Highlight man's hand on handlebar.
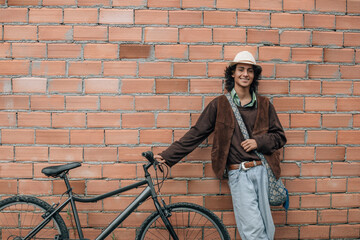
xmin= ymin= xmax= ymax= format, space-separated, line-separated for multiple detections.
xmin=154 ymin=155 xmax=166 ymax=164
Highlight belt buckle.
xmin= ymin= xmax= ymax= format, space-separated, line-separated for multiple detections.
xmin=241 ymin=162 xmax=250 ymax=171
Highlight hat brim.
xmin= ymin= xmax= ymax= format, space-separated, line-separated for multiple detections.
xmin=229 ymin=60 xmax=260 ymax=67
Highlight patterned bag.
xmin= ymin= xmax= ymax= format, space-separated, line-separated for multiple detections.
xmin=226 ymin=94 xmax=289 ymax=208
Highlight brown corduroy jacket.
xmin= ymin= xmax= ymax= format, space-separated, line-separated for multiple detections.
xmin=211 ymin=95 xmax=282 ymax=179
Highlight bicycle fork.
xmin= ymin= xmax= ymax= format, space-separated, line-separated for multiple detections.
xmin=153 ymin=198 xmax=179 ymax=240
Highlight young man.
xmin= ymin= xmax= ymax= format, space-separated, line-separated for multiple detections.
xmin=155 ymin=51 xmax=287 ymax=240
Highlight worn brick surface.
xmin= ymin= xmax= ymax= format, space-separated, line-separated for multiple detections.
xmin=0 ymin=2 xmax=359 ymax=239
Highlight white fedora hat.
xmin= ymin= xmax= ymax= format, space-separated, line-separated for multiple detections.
xmin=229 ymin=51 xmax=260 ymax=67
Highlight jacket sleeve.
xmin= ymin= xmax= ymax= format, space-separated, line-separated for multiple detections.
xmin=159 ymin=99 xmax=217 ymax=167
xmin=253 ymin=103 xmax=287 ymax=154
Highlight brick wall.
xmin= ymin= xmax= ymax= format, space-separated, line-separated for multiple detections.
xmin=0 ymin=0 xmax=360 ymax=239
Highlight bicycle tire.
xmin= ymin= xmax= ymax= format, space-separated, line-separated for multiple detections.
xmin=136 ymin=202 xmax=230 ymax=240
xmin=0 ymin=195 xmax=69 ymax=240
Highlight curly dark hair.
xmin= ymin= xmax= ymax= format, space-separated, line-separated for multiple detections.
xmin=224 ymin=64 xmax=262 ymax=93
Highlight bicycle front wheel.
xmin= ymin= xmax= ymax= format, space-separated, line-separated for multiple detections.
xmin=136 ymin=202 xmax=230 ymax=240
xmin=0 ymin=195 xmax=69 ymax=240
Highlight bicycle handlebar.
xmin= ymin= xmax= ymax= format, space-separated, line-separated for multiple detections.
xmin=142 ymin=151 xmax=156 ymax=164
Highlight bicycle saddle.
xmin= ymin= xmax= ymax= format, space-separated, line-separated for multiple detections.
xmin=42 ymin=162 xmax=81 ymax=177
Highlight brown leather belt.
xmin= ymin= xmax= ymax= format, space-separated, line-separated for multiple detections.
xmin=228 ymin=161 xmax=262 ymax=171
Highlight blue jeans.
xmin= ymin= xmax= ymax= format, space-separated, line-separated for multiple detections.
xmin=228 ymin=165 xmax=275 ymax=240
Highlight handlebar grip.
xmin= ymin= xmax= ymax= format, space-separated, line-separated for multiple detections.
xmin=142 ymin=151 xmax=155 ymax=163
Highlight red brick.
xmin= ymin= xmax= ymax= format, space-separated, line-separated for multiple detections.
xmin=304 ymin=14 xmax=335 ymax=29
xmin=147 ymin=0 xmax=180 ymax=7
xmin=49 ymin=147 xmax=82 ymax=162
xmin=170 ymin=96 xmax=202 ymax=111
xmin=29 ymin=8 xmax=62 ymax=23
xmin=291 ymin=113 xmax=321 ymax=128
xmin=189 ymin=45 xmax=222 ymax=60
xmin=47 ymin=44 xmax=81 ymax=59
xmin=312 ymin=31 xmax=343 ymax=46
xmin=0 ymin=163 xmax=32 ymax=178
xmin=155 ymin=45 xmax=188 ymax=59
xmin=0 ymin=43 xmax=10 ymax=58
xmin=84 ymin=43 xmax=118 ymax=59
xmin=84 ymin=78 xmax=119 ymax=94
xmin=283 ymin=0 xmax=315 ymax=10
xmin=100 ymin=96 xmax=134 ymax=111
xmin=349 ymin=209 xmax=360 ymax=223
xmin=155 ymin=79 xmax=188 ymax=93
xmin=204 ymin=11 xmax=236 ymax=26
xmin=31 ymin=95 xmax=64 ymax=110
xmin=308 ymin=64 xmax=339 ymax=79
xmin=42 ymin=0 xmax=76 ymax=5
xmin=105 ymin=130 xmax=138 ymax=145
xmin=15 ymin=147 xmax=48 ymax=162
xmin=52 ymin=113 xmax=86 ymax=128
xmin=205 ymin=195 xmax=233 ymax=211
xmin=68 ymin=61 xmax=102 ymax=76
xmin=250 ymin=0 xmax=282 ymax=10
xmin=140 ymin=129 xmax=172 ymax=144
xmin=189 ymin=180 xmax=220 ymax=194
xmin=122 ymin=113 xmax=155 ymax=128
xmin=332 ymin=162 xmax=360 ymax=176
xmin=69 ymin=164 xmax=102 ymax=178
xmin=182 ymin=0 xmax=214 ymax=8
xmin=135 ymin=9 xmax=167 ymax=25
xmin=347 ymin=147 xmax=360 ymax=161
xmin=322 ymin=114 xmax=352 ymax=128
xmin=173 ymin=63 xmax=206 ymax=77
xmin=237 ymin=12 xmax=270 ymax=27
xmin=324 ymin=48 xmax=354 ymax=63
xmin=121 ymin=79 xmax=154 ymax=93
xmin=348 ymin=0 xmax=360 ymax=13
xmin=0 ymin=60 xmax=30 ymax=75
xmin=332 ymin=194 xmax=360 ymax=208
xmin=280 ymin=162 xmax=300 ymax=177
xmin=292 ymin=48 xmax=323 ymax=62
xmin=104 ymin=61 xmax=137 ymax=76
xmin=144 ymin=27 xmax=178 ymax=43
xmin=169 ymin=10 xmax=201 ymax=25
xmin=74 ymin=26 xmax=107 ymax=41
xmin=12 ymin=43 xmax=46 ymax=58
xmin=354 ymin=82 xmax=360 ymax=95
xmin=4 ymin=26 xmax=37 ymax=41
xmin=84 ymin=147 xmax=117 ymax=162
xmin=0 ymin=179 xmax=17 ymax=194
xmin=120 ymin=44 xmax=151 ymax=59
xmin=190 ymin=79 xmax=223 ymax=93
xmin=48 ymin=78 xmax=82 ymax=94
xmin=322 ymin=81 xmax=352 ymax=95
xmin=18 ymin=112 xmax=51 ymax=128
xmin=0 ymin=95 xmax=29 ymax=110
xmin=0 ymin=112 xmax=16 ymax=127
xmin=13 ymin=77 xmax=47 ymax=93
xmin=286 ymin=210 xmax=317 ymax=224
xmin=271 ymin=13 xmax=303 ymax=28
xmin=66 ymin=96 xmax=98 ymax=111
xmin=317 ymin=0 xmax=346 ymax=12
xmin=284 ymin=147 xmax=315 ymax=161
xmin=213 ymin=28 xmax=246 ymax=43
xmin=70 ymin=130 xmax=103 ymax=145
xmin=216 ymin=0 xmax=247 ymax=8
xmin=302 ymin=162 xmax=331 ymax=177
xmin=259 ymin=46 xmax=290 ymax=61
xmin=338 ymin=130 xmax=360 ymax=144
xmin=307 ymin=130 xmax=336 ymax=145
xmin=301 ymin=194 xmax=330 ymax=208
xmin=99 ymin=9 xmax=133 ymax=24
xmin=157 ymin=113 xmax=190 ymax=128
xmin=337 ymin=98 xmax=360 ymax=112
xmin=38 ymin=26 xmax=72 ymax=41
xmin=340 ymin=65 xmax=360 ymax=79
xmin=32 ymin=61 xmax=66 ymax=76
xmin=0 ymin=8 xmax=27 ymax=23
xmin=36 ymin=130 xmax=69 ymax=145
xmin=77 ymin=0 xmax=110 ymax=6
xmin=113 ymin=0 xmax=146 ymax=6
xmin=336 ymin=15 xmax=360 ymax=30
xmin=117 ymin=147 xmax=146 ymax=162
xmin=317 ymin=178 xmax=346 ymax=193
xmin=139 ymin=62 xmax=171 ymax=76
xmin=331 ymin=224 xmax=360 ymax=239
xmin=179 ymin=28 xmax=212 ymax=43
xmin=87 ymin=113 xmax=121 ymax=128
xmin=276 ymin=64 xmax=306 ymax=78
xmin=135 ymin=96 xmax=168 ymax=111
xmin=344 ymin=32 xmax=360 ymax=47
xmin=275 ymin=226 xmax=299 ymax=240
xmin=247 ymin=29 xmax=279 ymax=45
xmin=305 ymin=97 xmax=336 ymax=111
xmin=1 ymin=129 xmax=34 ymax=144
xmin=64 ymin=8 xmax=98 ymax=23
xmin=208 ymin=62 xmax=228 ymax=77
xmin=316 ymin=146 xmax=345 ymax=161
xmin=273 ymin=97 xmax=303 ymax=111
xmin=285 ymin=130 xmax=305 ymax=144
xmin=280 ymin=31 xmax=311 ymax=45
xmin=290 ymin=80 xmax=321 ymax=95
xmin=300 ymin=225 xmax=330 ymax=239
xmin=170 ymin=163 xmax=203 ymax=178
xmin=109 ymin=27 xmax=141 ymax=42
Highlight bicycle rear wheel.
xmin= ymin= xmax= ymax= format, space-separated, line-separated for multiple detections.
xmin=136 ymin=202 xmax=230 ymax=240
xmin=0 ymin=195 xmax=69 ymax=240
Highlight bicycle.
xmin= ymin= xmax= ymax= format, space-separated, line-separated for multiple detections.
xmin=0 ymin=151 xmax=230 ymax=240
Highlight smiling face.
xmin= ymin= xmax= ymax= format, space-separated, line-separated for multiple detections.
xmin=232 ymin=63 xmax=254 ymax=91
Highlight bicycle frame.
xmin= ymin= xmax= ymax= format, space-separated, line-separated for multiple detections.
xmin=25 ymin=163 xmax=179 ymax=240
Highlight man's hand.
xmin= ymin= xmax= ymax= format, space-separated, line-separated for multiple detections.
xmin=241 ymin=139 xmax=257 ymax=152
xmin=154 ymin=154 xmax=166 ymax=164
